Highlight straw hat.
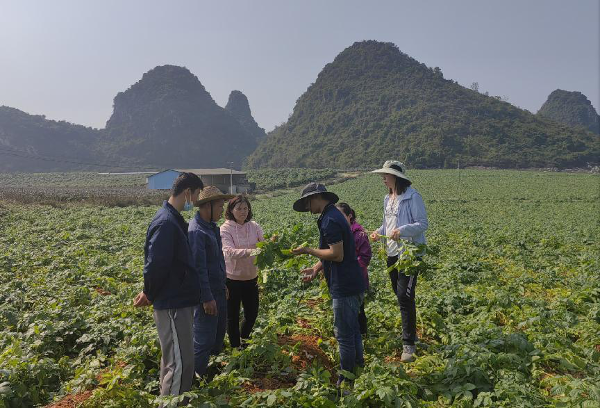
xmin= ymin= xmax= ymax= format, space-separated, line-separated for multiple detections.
xmin=371 ymin=160 xmax=411 ymax=182
xmin=195 ymin=186 xmax=234 ymax=206
xmin=293 ymin=182 xmax=339 ymax=212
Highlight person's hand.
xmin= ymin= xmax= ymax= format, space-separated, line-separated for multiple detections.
xmin=249 ymin=248 xmax=262 ymax=257
xmin=300 ymin=267 xmax=318 ymax=282
xmin=291 ymin=246 xmax=311 ymax=256
xmin=133 ymin=291 xmax=151 ymax=307
xmin=203 ymin=300 xmax=218 ymax=316
xmin=370 ymin=231 xmax=380 ymax=242
xmin=389 ymin=229 xmax=401 ymax=241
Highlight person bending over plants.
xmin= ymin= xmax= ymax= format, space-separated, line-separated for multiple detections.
xmin=370 ymin=160 xmax=428 ymax=363
xmin=291 ymin=183 xmax=366 ymax=390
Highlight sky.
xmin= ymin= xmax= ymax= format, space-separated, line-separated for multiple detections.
xmin=1 ymin=0 xmax=598 ymax=132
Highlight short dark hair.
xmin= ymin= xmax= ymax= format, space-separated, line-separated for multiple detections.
xmin=336 ymin=202 xmax=356 ymax=223
xmin=389 ymin=175 xmax=412 ymax=195
xmin=225 ymin=195 xmax=253 ymax=222
xmin=171 ymin=172 xmax=204 ymax=197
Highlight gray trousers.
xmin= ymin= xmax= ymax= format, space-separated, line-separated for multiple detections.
xmin=153 ymin=306 xmax=195 ymax=399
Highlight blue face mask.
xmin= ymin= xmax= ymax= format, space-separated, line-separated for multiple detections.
xmin=183 ymin=192 xmax=194 ymax=212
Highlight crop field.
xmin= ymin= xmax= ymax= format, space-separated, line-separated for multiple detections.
xmin=0 ymin=170 xmax=599 ymax=407
xmin=0 ymin=169 xmax=342 ymax=207
xmin=246 ymin=168 xmax=339 ymax=191
xmin=0 ymin=172 xmax=165 ymax=207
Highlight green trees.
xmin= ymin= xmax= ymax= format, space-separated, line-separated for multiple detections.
xmin=537 ymin=89 xmax=600 ymax=135
xmin=246 ymin=41 xmax=599 ymax=169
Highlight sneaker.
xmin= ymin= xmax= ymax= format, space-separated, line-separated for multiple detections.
xmin=400 ymin=345 xmax=416 ymax=363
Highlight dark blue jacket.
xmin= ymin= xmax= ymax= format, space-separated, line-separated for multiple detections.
xmin=318 ymin=203 xmax=366 ymax=299
xmin=188 ymin=212 xmax=227 ymax=303
xmin=143 ymin=201 xmax=201 ymax=310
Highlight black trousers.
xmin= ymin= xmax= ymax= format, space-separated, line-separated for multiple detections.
xmin=387 ymin=256 xmax=418 ymax=346
xmin=226 ymin=277 xmax=259 ymax=348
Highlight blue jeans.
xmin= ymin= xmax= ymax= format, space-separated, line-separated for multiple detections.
xmin=193 ymin=290 xmax=227 ymax=376
xmin=333 ymin=294 xmax=364 ymax=383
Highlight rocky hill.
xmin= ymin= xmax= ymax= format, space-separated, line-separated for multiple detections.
xmin=0 ymin=65 xmax=264 ymax=172
xmin=225 ymin=90 xmax=266 ymax=141
xmin=101 ymin=65 xmax=258 ymax=168
xmin=246 ymin=41 xmax=599 ymax=169
xmin=537 ymin=89 xmax=599 ymax=134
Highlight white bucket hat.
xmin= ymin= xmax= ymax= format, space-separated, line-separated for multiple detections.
xmin=372 ymin=160 xmax=411 ymax=182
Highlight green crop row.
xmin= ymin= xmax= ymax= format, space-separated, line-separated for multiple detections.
xmin=246 ymin=168 xmax=338 ymax=191
xmin=0 ymin=170 xmax=599 ymax=407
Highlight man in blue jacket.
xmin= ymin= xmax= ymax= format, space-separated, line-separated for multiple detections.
xmin=133 ymin=172 xmax=203 ymax=401
xmin=188 ymin=186 xmax=233 ymax=376
xmin=291 ymin=183 xmax=366 ymax=389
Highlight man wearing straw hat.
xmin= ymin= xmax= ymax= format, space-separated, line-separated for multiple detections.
xmin=291 ymin=182 xmax=366 ymax=390
xmin=188 ymin=186 xmax=234 ymax=377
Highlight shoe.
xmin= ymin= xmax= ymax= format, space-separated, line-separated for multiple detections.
xmin=400 ymin=345 xmax=416 ymax=363
xmin=336 ymin=380 xmax=351 ymax=397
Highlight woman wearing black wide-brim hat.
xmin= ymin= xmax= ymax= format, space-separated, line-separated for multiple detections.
xmin=291 ymin=182 xmax=366 ymax=389
xmin=370 ymin=160 xmax=429 ymax=363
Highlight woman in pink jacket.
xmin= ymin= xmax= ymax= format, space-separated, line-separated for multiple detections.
xmin=336 ymin=202 xmax=372 ymax=335
xmin=220 ymin=195 xmax=264 ymax=349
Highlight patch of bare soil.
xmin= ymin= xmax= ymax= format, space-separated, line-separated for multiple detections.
xmin=242 ymin=377 xmax=295 ymax=394
xmin=44 ymin=391 xmax=93 ymax=408
xmin=278 ymin=334 xmax=335 ymax=374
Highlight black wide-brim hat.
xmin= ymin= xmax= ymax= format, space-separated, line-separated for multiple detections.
xmin=293 ymin=182 xmax=339 ymax=212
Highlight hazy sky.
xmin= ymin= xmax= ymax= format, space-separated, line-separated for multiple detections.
xmin=1 ymin=1 xmax=598 ymax=132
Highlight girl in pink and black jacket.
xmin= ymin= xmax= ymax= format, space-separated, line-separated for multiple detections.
xmin=336 ymin=202 xmax=372 ymax=335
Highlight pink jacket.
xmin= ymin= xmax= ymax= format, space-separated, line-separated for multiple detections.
xmin=220 ymin=220 xmax=264 ymax=281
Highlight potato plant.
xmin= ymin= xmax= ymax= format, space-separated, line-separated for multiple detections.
xmin=0 ymin=169 xmax=598 ymax=407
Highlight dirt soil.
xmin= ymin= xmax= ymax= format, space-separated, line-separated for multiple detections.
xmin=278 ymin=334 xmax=335 ymax=374
xmin=44 ymin=391 xmax=93 ymax=408
xmin=242 ymin=376 xmax=295 ymax=394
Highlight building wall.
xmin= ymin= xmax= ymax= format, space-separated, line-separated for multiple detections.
xmin=147 ymin=170 xmax=180 ymax=190
xmin=200 ymin=174 xmax=250 ymax=194
xmin=148 ymin=170 xmax=251 ymax=193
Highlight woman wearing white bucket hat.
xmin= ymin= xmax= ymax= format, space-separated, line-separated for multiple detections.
xmin=370 ymin=160 xmax=428 ymax=363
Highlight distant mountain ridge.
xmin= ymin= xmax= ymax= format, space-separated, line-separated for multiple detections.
xmin=537 ymin=89 xmax=599 ymax=135
xmin=1 ymin=47 xmax=598 ymax=173
xmin=0 ymin=106 xmax=102 ymax=172
xmin=246 ymin=41 xmax=599 ymax=169
xmin=0 ymin=65 xmax=263 ymax=172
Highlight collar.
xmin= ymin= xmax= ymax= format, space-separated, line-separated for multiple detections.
xmin=386 ymin=187 xmax=416 ymax=203
xmin=399 ymin=186 xmax=416 ymax=201
xmin=350 ymin=222 xmax=364 ymax=233
xmin=163 ymin=200 xmax=186 ymax=225
xmin=318 ymin=202 xmax=337 ymax=223
xmin=195 ymin=211 xmax=217 ymax=230
xmin=226 ymin=219 xmax=247 ymax=228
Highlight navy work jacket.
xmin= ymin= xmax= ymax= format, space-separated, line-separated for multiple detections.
xmin=188 ymin=212 xmax=227 ymax=303
xmin=318 ymin=203 xmax=366 ymax=299
xmin=143 ymin=201 xmax=200 ymax=310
